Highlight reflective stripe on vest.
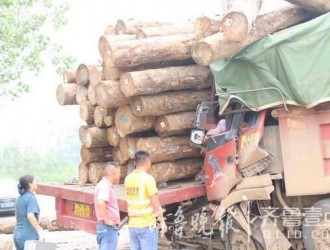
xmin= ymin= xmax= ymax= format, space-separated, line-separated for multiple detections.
xmin=128 ymin=207 xmax=153 ymax=215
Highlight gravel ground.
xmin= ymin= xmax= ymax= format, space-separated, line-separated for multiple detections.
xmin=0 ymin=226 xmax=130 ymax=250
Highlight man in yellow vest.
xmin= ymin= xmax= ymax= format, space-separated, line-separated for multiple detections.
xmin=125 ymin=151 xmax=167 ymax=250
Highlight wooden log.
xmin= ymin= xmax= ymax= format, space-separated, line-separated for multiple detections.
xmin=102 ymin=65 xmax=121 ymax=80
xmin=120 ymin=65 xmax=213 ymax=97
xmin=104 ymin=25 xmax=115 ymax=35
xmin=115 ymin=19 xmax=172 ymax=34
xmin=87 ymin=84 xmax=98 ymax=105
xmin=105 ymin=34 xmax=195 ymax=68
xmin=192 ymin=6 xmax=313 ymax=66
xmin=151 ymin=159 xmax=203 ymax=183
xmin=76 ymin=85 xmax=88 ymax=104
xmin=78 ymin=162 xmax=90 ymax=185
xmin=107 ymin=126 xmax=120 ymax=147
xmin=99 ymin=35 xmax=136 ymax=58
xmin=56 ymin=83 xmax=78 ymax=105
xmin=135 ymin=135 xmax=201 ymax=163
xmin=63 ymin=70 xmax=76 ymax=83
xmin=112 ymin=147 xmax=129 ymax=165
xmin=89 ymin=162 xmax=105 ymax=185
xmin=79 ymin=125 xmax=89 ymax=145
xmin=285 ymin=0 xmax=330 ymax=13
xmin=136 ymin=24 xmax=194 ymax=39
xmin=115 ymin=106 xmax=155 ymax=137
xmin=80 ymin=146 xmax=112 ymax=165
xmin=119 ymin=137 xmax=138 ymax=160
xmin=80 ymin=101 xmax=96 ymax=125
xmin=76 ymin=64 xmax=102 ymax=86
xmin=94 ymin=107 xmax=115 ymax=128
xmin=89 ymin=66 xmax=104 ymax=85
xmin=155 ymin=112 xmax=195 ymax=137
xmin=88 ymin=162 xmax=128 ymax=184
xmin=127 ymin=160 xmax=135 ymax=174
xmin=95 ymin=80 xmax=130 ymax=108
xmin=195 ymin=16 xmax=221 ymax=40
xmin=222 ymin=0 xmax=263 ymax=42
xmin=94 ymin=106 xmax=105 ymax=128
xmin=131 ymin=90 xmax=211 ymax=117
xmin=0 ymin=219 xmax=16 ymax=234
xmin=103 ymin=109 xmax=116 ymax=127
xmin=84 ymin=127 xmax=109 ymax=148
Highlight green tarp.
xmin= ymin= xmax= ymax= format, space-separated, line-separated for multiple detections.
xmin=210 ymin=12 xmax=330 ymax=114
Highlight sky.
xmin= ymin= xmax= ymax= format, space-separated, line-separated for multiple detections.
xmin=0 ymin=0 xmax=288 ymax=151
xmin=0 ymin=0 xmax=221 ymax=151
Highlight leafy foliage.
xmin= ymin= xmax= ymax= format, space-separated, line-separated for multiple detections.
xmin=0 ymin=0 xmax=75 ymax=98
xmin=0 ymin=143 xmax=77 ymax=182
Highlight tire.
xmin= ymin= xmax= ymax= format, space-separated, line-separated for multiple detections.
xmin=303 ymin=198 xmax=330 ymax=250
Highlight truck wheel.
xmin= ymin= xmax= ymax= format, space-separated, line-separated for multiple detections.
xmin=228 ymin=229 xmax=257 ymax=250
xmin=303 ymin=198 xmax=330 ymax=250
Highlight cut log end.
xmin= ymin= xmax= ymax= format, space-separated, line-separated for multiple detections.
xmin=107 ymin=127 xmax=120 ymax=147
xmin=192 ymin=42 xmax=214 ymax=66
xmin=222 ymin=12 xmax=249 ymax=42
xmin=119 ymin=73 xmax=135 ymax=97
xmin=99 ymin=36 xmax=112 ymax=57
xmin=78 ymin=162 xmax=90 ymax=185
xmin=56 ymin=84 xmax=78 ymax=105
xmin=76 ymin=64 xmax=90 ymax=85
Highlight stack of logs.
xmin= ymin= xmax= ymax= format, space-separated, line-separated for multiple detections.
xmin=56 ymin=19 xmax=214 ymax=186
xmin=56 ymin=0 xmax=326 ymax=186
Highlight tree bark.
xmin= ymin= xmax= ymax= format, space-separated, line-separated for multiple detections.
xmin=115 ymin=19 xmax=172 ymax=34
xmin=63 ymin=70 xmax=76 ymax=83
xmin=78 ymin=162 xmax=90 ymax=185
xmin=102 ymin=66 xmax=121 ymax=80
xmin=79 ymin=125 xmax=90 ymax=145
xmin=88 ymin=162 xmax=105 ymax=185
xmin=119 ymin=137 xmax=138 ymax=160
xmin=88 ymin=162 xmax=127 ymax=184
xmin=120 ymin=65 xmax=213 ymax=97
xmin=150 ymin=159 xmax=203 ymax=183
xmin=95 ymin=80 xmax=130 ymax=108
xmin=131 ymin=90 xmax=211 ymax=117
xmin=87 ymin=84 xmax=98 ymax=105
xmin=83 ymin=127 xmax=109 ymax=148
xmin=112 ymin=147 xmax=129 ymax=165
xmin=285 ymin=0 xmax=330 ymax=13
xmin=89 ymin=65 xmax=104 ymax=85
xmin=154 ymin=111 xmax=195 ymax=137
xmin=99 ymin=35 xmax=136 ymax=58
xmin=80 ymin=146 xmax=112 ymax=165
xmin=222 ymin=0 xmax=263 ymax=42
xmin=56 ymin=83 xmax=78 ymax=105
xmin=94 ymin=106 xmax=115 ymax=128
xmin=192 ymin=6 xmax=313 ymax=65
xmin=105 ymin=34 xmax=195 ymax=68
xmin=115 ymin=106 xmax=155 ymax=137
xmin=135 ymin=136 xmax=201 ymax=163
xmin=195 ymin=16 xmax=221 ymax=40
xmin=136 ymin=24 xmax=194 ymax=39
xmin=76 ymin=85 xmax=88 ymax=104
xmin=80 ymin=101 xmax=96 ymax=125
xmin=107 ymin=126 xmax=120 ymax=147
xmin=76 ymin=64 xmax=102 ymax=86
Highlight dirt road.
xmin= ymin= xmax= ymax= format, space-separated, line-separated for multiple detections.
xmin=0 ymin=195 xmax=130 ymax=250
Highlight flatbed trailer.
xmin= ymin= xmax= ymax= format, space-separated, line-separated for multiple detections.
xmin=38 ymin=180 xmax=205 ymax=234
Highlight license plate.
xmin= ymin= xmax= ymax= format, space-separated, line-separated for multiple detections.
xmin=74 ymin=203 xmax=90 ymax=218
xmin=0 ymin=202 xmax=15 ymax=208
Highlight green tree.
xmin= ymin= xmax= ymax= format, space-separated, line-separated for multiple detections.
xmin=0 ymin=0 xmax=75 ymax=98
